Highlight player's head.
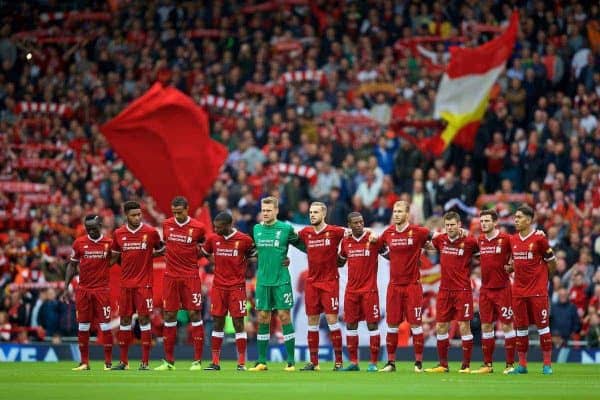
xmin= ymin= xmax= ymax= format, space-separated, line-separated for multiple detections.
xmin=84 ymin=214 xmax=102 ymax=239
xmin=123 ymin=201 xmax=142 ymax=228
xmin=514 ymin=204 xmax=534 ymax=233
xmin=392 ymin=200 xmax=410 ymax=226
xmin=171 ymin=196 xmax=189 ymax=223
xmin=443 ymin=211 xmax=461 ymax=239
xmin=213 ymin=212 xmax=233 ymax=236
xmin=347 ymin=212 xmax=364 ymax=237
xmin=479 ymin=208 xmax=498 ymax=234
xmin=261 ymin=196 xmax=278 ymax=224
xmin=309 ymin=202 xmax=327 ymax=226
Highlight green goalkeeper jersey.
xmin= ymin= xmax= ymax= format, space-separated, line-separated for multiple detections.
xmin=253 ymin=220 xmax=304 ymax=286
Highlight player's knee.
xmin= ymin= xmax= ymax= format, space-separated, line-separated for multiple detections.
xmin=436 ymin=323 xmax=449 ymax=334
xmin=189 ymin=310 xmax=201 ymax=321
xmin=278 ymin=310 xmax=291 ymax=324
xmin=164 ymin=311 xmax=177 ymax=322
xmin=481 ymin=323 xmax=494 ymax=332
xmin=120 ymin=316 xmax=132 ymax=325
xmin=458 ymin=322 xmax=471 ymax=335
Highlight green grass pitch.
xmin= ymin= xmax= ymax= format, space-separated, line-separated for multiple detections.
xmin=2 ymin=361 xmax=599 ymax=400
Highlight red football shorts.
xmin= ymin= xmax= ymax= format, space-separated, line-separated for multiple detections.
xmin=344 ymin=290 xmax=380 ymax=324
xmin=210 ymin=286 xmax=247 ymax=318
xmin=386 ymin=282 xmax=423 ymax=325
xmin=436 ymin=289 xmax=474 ymax=323
xmin=76 ymin=287 xmax=111 ymax=323
xmin=512 ymin=296 xmax=550 ymax=328
xmin=119 ymin=286 xmax=153 ymax=317
xmin=163 ymin=276 xmax=202 ymax=311
xmin=479 ymin=286 xmax=513 ymax=324
xmin=305 ymin=280 xmax=339 ymax=316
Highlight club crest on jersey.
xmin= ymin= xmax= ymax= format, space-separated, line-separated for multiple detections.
xmin=528 ymin=243 xmax=534 ymax=259
xmin=458 ymin=243 xmax=464 ymax=256
xmin=496 ymin=239 xmax=502 ymax=253
xmin=275 ymin=230 xmax=281 ymax=238
xmin=103 ymin=243 xmax=109 ymax=258
xmin=141 ymin=234 xmax=148 ymax=249
xmin=187 ymin=228 xmax=193 ymax=243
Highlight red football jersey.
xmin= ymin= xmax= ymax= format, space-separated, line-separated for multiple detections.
xmin=70 ymin=235 xmax=113 ymax=290
xmin=163 ymin=217 xmax=206 ymax=278
xmin=298 ymin=224 xmax=346 ymax=289
xmin=432 ymin=233 xmax=479 ymax=291
xmin=510 ymin=230 xmax=555 ymax=297
xmin=478 ymin=231 xmax=512 ymax=289
xmin=381 ymin=224 xmax=430 ymax=285
xmin=339 ymin=233 xmax=387 ymax=292
xmin=112 ymin=223 xmax=162 ymax=288
xmin=201 ymin=229 xmax=256 ymax=288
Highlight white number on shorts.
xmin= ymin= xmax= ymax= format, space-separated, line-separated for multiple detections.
xmin=373 ymin=304 xmax=379 ymax=318
xmin=414 ymin=307 xmax=422 ymax=319
xmin=192 ymin=293 xmax=202 ymax=306
xmin=103 ymin=306 xmax=111 ymax=319
xmin=501 ymin=306 xmax=513 ymax=318
xmin=283 ymin=293 xmax=292 ymax=305
xmin=541 ymin=309 xmax=548 ymax=321
xmin=331 ymin=297 xmax=339 ymax=310
xmin=239 ymin=300 xmax=247 ymax=313
xmin=463 ymin=303 xmax=470 ymax=317
xmin=146 ymin=298 xmax=153 ymax=310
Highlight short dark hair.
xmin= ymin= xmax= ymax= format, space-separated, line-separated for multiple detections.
xmin=347 ymin=211 xmax=362 ymax=222
xmin=443 ymin=211 xmax=461 ymax=222
xmin=214 ymin=212 xmax=233 ymax=225
xmin=123 ymin=201 xmax=141 ymax=214
xmin=84 ymin=214 xmax=100 ymax=225
xmin=479 ymin=208 xmax=498 ymax=221
xmin=171 ymin=196 xmax=188 ymax=208
xmin=516 ymin=204 xmax=534 ymax=219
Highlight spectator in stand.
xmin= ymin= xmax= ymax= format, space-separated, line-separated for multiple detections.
xmin=550 ymin=287 xmax=581 ymax=348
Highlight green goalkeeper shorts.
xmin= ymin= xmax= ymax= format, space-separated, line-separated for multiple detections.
xmin=255 ymin=283 xmax=294 ymax=311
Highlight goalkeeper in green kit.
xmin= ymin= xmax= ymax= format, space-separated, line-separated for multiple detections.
xmin=249 ymin=196 xmax=305 ymax=372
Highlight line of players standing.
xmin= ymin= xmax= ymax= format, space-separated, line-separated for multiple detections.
xmin=64 ymin=196 xmax=556 ymax=375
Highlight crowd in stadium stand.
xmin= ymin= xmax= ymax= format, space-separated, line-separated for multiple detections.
xmin=0 ymin=0 xmax=600 ymax=348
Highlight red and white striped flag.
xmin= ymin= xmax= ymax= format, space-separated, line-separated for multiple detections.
xmin=430 ymin=11 xmax=519 ymax=155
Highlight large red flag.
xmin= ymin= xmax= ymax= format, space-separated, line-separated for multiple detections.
xmin=100 ymin=83 xmax=228 ymax=214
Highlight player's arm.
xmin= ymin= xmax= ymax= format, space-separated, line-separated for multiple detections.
xmin=544 ymin=249 xmax=557 ymax=275
xmin=153 ymin=240 xmax=166 ymax=257
xmin=379 ymin=244 xmax=390 ymax=260
xmin=288 ymin=227 xmax=306 ymax=252
xmin=61 ymin=260 xmax=79 ymax=303
xmin=110 ymin=251 xmax=120 ymax=265
xmin=337 ymin=242 xmax=347 ymax=268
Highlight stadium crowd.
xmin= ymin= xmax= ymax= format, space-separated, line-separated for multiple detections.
xmin=0 ymin=0 xmax=600 ymax=349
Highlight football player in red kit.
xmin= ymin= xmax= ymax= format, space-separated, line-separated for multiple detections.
xmin=64 ymin=215 xmax=114 ymax=371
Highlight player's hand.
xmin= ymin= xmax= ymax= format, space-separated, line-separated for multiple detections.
xmin=282 ymin=257 xmax=290 ymax=267
xmin=367 ymin=229 xmax=378 ymax=243
xmin=343 ymin=228 xmax=352 ymax=238
xmin=460 ymin=228 xmax=469 ymax=238
xmin=60 ymin=291 xmax=70 ymax=304
xmin=534 ymin=230 xmax=546 ymax=236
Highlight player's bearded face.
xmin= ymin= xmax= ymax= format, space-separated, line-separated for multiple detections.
xmin=309 ymin=207 xmax=323 ymax=225
xmin=514 ymin=211 xmax=530 ymax=231
xmin=214 ymin=220 xmax=229 ymax=236
xmin=127 ymin=209 xmax=142 ymax=228
xmin=172 ymin=206 xmax=188 ymax=222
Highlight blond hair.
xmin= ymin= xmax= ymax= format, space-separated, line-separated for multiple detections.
xmin=261 ymin=196 xmax=279 ymax=208
xmin=310 ymin=201 xmax=327 ymax=214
